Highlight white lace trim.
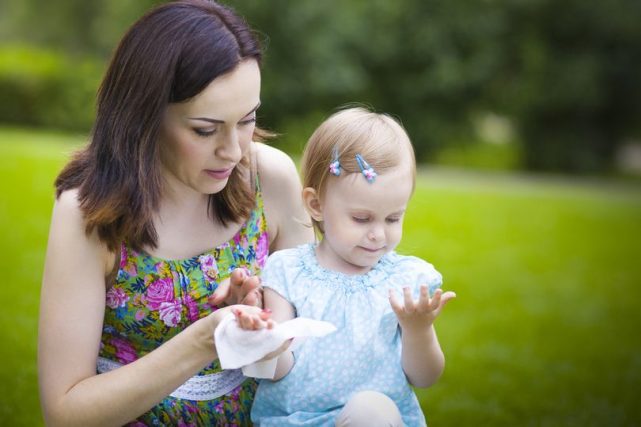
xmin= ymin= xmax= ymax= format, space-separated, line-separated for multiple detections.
xmin=97 ymin=357 xmax=247 ymax=401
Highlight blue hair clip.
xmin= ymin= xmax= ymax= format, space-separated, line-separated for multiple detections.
xmin=355 ymin=154 xmax=377 ymax=183
xmin=329 ymin=146 xmax=341 ymax=176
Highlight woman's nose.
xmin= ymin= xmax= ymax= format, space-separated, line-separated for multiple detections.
xmin=215 ymin=129 xmax=242 ymax=163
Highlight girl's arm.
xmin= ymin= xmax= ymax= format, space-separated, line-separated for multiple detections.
xmin=38 ymin=190 xmax=258 ymax=427
xmin=255 ymin=143 xmax=315 ymax=252
xmin=232 ymin=288 xmax=295 ymax=380
xmin=263 ymin=287 xmax=296 ymax=380
xmin=389 ymin=286 xmax=456 ymax=388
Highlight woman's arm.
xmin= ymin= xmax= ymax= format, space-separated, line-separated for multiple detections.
xmin=255 ymin=143 xmax=315 ymax=252
xmin=38 ymin=190 xmax=238 ymax=427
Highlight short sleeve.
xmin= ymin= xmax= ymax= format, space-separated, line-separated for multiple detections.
xmin=392 ymin=255 xmax=443 ymax=298
xmin=260 ymin=249 xmax=293 ymax=302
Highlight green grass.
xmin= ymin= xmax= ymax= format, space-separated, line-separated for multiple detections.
xmin=1 ymin=127 xmax=640 ymax=426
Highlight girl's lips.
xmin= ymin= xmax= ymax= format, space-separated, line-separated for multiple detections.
xmin=360 ymin=246 xmax=383 ymax=253
xmin=205 ymin=168 xmax=233 ymax=180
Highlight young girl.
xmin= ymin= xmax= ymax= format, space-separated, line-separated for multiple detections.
xmin=234 ymin=107 xmax=455 ymax=426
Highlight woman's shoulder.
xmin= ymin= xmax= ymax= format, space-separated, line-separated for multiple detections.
xmin=52 ymin=188 xmax=115 ymax=273
xmin=252 ymin=142 xmax=314 ymax=251
xmin=253 ymin=142 xmax=298 ymax=186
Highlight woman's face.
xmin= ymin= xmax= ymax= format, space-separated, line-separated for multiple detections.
xmin=159 ymin=59 xmax=261 ymax=197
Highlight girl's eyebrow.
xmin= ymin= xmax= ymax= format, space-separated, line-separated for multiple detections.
xmin=189 ymin=101 xmax=261 ymax=124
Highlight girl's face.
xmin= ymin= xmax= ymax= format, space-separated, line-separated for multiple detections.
xmin=314 ymin=165 xmax=414 ymax=275
xmin=159 ymin=60 xmax=261 ymax=198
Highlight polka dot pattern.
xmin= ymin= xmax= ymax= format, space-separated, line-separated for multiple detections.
xmin=251 ymin=243 xmax=442 ymax=426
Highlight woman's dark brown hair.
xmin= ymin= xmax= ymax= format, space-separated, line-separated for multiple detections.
xmin=55 ymin=0 xmax=267 ymax=253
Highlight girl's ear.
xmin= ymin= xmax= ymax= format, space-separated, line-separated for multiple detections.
xmin=302 ymin=187 xmax=323 ymax=222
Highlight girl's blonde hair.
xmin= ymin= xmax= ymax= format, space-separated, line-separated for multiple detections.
xmin=301 ymin=106 xmax=416 ymax=234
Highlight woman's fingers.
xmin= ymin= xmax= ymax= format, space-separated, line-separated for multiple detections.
xmin=240 ymin=276 xmax=263 ymax=308
xmin=209 ymin=277 xmax=231 ymax=306
xmin=262 ymin=338 xmax=292 ymax=360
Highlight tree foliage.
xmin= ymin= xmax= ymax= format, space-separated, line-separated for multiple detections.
xmin=1 ymin=0 xmax=639 ymax=172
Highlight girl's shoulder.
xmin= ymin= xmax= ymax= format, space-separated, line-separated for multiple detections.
xmin=387 ymin=252 xmax=443 ymax=290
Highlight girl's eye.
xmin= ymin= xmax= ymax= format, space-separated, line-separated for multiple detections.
xmin=194 ymin=128 xmax=217 ymax=138
xmin=386 ymin=217 xmax=401 ymax=224
xmin=239 ymin=117 xmax=257 ymax=126
xmin=352 ymin=217 xmax=369 ymax=223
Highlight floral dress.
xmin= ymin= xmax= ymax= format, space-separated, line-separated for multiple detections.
xmin=99 ymin=182 xmax=269 ymax=427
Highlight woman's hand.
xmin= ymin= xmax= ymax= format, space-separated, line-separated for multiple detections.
xmin=209 ymin=268 xmax=263 ymax=308
xmin=389 ymin=286 xmax=456 ymax=334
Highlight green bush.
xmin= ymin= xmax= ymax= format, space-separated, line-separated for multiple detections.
xmin=0 ymin=45 xmax=103 ymax=132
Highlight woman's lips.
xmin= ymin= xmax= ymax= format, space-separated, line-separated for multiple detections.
xmin=205 ymin=168 xmax=233 ymax=180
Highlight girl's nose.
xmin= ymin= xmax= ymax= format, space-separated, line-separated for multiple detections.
xmin=368 ymin=225 xmax=384 ymax=242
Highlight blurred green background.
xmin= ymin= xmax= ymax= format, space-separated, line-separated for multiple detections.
xmin=0 ymin=0 xmax=640 ymax=426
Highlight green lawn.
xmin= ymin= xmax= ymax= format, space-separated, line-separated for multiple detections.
xmin=1 ymin=127 xmax=640 ymax=426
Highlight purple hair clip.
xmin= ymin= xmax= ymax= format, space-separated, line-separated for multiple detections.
xmin=329 ymin=147 xmax=341 ymax=176
xmin=355 ymin=154 xmax=377 ymax=183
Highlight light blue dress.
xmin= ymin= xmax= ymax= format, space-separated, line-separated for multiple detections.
xmin=251 ymin=243 xmax=443 ymax=427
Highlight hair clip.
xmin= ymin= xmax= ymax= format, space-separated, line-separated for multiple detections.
xmin=355 ymin=154 xmax=377 ymax=183
xmin=329 ymin=146 xmax=341 ymax=176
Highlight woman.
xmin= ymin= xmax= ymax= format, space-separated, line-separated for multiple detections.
xmin=37 ymin=1 xmax=313 ymax=425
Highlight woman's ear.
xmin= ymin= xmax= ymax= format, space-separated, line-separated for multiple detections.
xmin=302 ymin=187 xmax=323 ymax=222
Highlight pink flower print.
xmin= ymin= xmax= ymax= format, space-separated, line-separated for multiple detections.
xmin=135 ymin=310 xmax=146 ymax=321
xmin=199 ymin=254 xmax=218 ymax=283
xmin=183 ymin=293 xmax=199 ymax=323
xmin=213 ymin=400 xmax=225 ymax=414
xmin=255 ymin=233 xmax=269 ymax=269
xmin=159 ymin=298 xmax=182 ymax=327
xmin=127 ymin=422 xmax=147 ymax=427
xmin=120 ymin=245 xmax=138 ymax=277
xmin=154 ymin=261 xmax=170 ymax=276
xmin=111 ymin=337 xmax=138 ymax=364
xmin=143 ymin=275 xmax=176 ymax=311
xmin=106 ymin=287 xmax=129 ymax=309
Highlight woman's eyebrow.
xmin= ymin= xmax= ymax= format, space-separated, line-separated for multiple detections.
xmin=189 ymin=101 xmax=261 ymax=124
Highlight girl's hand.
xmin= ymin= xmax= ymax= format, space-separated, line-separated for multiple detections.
xmin=232 ymin=307 xmax=292 ymax=361
xmin=209 ymin=268 xmax=263 ymax=308
xmin=232 ymin=308 xmax=275 ymax=331
xmin=389 ymin=286 xmax=456 ymax=334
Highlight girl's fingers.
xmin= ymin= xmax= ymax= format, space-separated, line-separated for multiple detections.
xmin=429 ymin=288 xmax=443 ymax=311
xmin=439 ymin=291 xmax=457 ymax=308
xmin=417 ymin=285 xmax=431 ymax=311
xmin=389 ymin=288 xmax=404 ymax=314
xmin=403 ymin=287 xmax=415 ymax=314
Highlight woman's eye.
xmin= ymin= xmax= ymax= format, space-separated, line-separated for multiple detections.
xmin=194 ymin=128 xmax=217 ymax=138
xmin=239 ymin=117 xmax=257 ymax=126
xmin=386 ymin=217 xmax=401 ymax=224
xmin=352 ymin=217 xmax=369 ymax=223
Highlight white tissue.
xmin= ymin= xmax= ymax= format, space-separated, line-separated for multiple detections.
xmin=214 ymin=314 xmax=337 ymax=378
